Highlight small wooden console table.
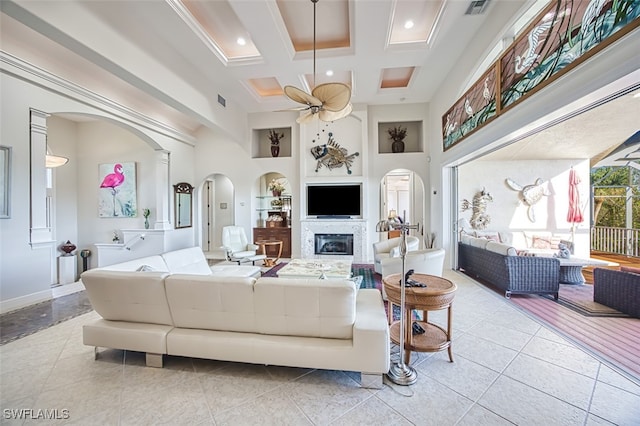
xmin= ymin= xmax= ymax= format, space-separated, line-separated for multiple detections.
xmin=383 ymin=273 xmax=457 ymax=364
xmin=254 ymin=240 xmax=283 ymax=267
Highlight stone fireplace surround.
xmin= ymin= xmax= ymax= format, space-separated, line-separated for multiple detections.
xmin=301 ymin=219 xmax=367 ymax=263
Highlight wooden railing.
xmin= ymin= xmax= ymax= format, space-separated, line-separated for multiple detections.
xmin=591 ymin=226 xmax=640 ymax=257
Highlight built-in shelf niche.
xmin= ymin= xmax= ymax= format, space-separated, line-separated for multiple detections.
xmin=377 ymin=121 xmax=423 ymax=154
xmin=252 ymin=127 xmax=292 ymax=159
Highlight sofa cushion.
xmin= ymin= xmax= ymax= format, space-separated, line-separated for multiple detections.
xmin=162 ymin=247 xmax=212 ymax=275
xmin=253 ymin=277 xmax=357 ymax=339
xmin=468 ymin=236 xmax=490 ymax=249
xmin=209 ymin=265 xmax=261 ymax=278
xmin=81 ymin=269 xmax=174 ymax=325
xmin=474 ymin=230 xmax=501 ymax=242
xmin=100 ymin=255 xmax=168 ymax=272
xmin=460 ymin=234 xmax=473 ymax=245
xmin=485 ymin=241 xmax=517 ymax=256
xmin=165 ymin=274 xmax=257 ymax=332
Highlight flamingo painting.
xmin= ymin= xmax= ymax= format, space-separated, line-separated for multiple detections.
xmin=98 ymin=162 xmax=136 ymax=217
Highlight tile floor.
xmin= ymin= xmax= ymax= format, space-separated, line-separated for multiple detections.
xmin=1 ymin=270 xmax=639 ymax=425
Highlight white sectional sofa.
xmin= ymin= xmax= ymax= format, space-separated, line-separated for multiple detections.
xmin=80 ymin=248 xmax=390 ymax=388
xmin=98 ymin=246 xmax=262 ymax=278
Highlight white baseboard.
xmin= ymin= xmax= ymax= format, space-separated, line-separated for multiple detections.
xmin=0 ymin=289 xmax=53 ymax=315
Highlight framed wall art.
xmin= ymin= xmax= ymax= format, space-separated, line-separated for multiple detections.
xmin=98 ymin=162 xmax=137 ymax=218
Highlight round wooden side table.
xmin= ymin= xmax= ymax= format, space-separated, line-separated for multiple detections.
xmin=254 ymin=240 xmax=283 ymax=267
xmin=383 ymin=273 xmax=457 ymax=364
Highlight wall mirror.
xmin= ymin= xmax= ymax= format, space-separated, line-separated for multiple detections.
xmin=174 ymin=182 xmax=193 ymax=229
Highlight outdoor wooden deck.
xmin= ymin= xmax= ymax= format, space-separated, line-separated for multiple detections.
xmin=583 ymin=252 xmax=640 ymax=284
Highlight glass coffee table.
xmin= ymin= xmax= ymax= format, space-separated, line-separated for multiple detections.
xmin=276 ymin=258 xmax=353 ymax=279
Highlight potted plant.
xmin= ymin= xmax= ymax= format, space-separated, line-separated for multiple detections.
xmin=268 ymin=129 xmax=284 ymax=157
xmin=388 ymin=125 xmax=407 ymax=153
xmin=268 ymin=179 xmax=285 ymax=197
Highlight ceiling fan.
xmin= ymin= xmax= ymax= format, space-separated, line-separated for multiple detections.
xmin=283 ymin=0 xmax=352 ymax=124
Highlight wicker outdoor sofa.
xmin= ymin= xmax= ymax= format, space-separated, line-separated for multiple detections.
xmin=458 ymin=239 xmax=560 ymax=299
xmin=593 ymin=267 xmax=640 ymax=318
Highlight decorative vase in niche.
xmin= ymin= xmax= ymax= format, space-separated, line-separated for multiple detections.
xmin=61 ymin=240 xmax=76 ymax=256
xmin=271 ymin=145 xmax=280 ymax=157
xmin=272 ymin=190 xmax=282 ymax=197
xmin=144 ymin=218 xmax=149 ymax=229
xmin=391 ymin=138 xmax=405 ymax=153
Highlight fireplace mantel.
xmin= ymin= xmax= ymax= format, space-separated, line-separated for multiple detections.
xmin=300 ymin=219 xmax=367 ymax=263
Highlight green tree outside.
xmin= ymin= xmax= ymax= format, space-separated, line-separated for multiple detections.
xmin=591 ymin=165 xmax=640 ymax=229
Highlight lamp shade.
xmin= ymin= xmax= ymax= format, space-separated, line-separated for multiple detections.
xmin=46 ymin=155 xmax=69 ymax=168
xmin=44 ymin=155 xmax=69 ymax=169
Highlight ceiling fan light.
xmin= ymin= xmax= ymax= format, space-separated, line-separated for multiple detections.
xmin=45 ymin=154 xmax=69 ymax=168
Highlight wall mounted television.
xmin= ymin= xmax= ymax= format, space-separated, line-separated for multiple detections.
xmin=307 ymin=184 xmax=361 ymax=218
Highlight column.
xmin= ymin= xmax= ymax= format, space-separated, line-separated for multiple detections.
xmin=154 ymin=150 xmax=171 ymax=230
xmin=29 ymin=109 xmax=52 ymax=244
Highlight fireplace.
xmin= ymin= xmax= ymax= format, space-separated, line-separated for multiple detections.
xmin=301 ymin=219 xmax=366 ymax=262
xmin=314 ymin=233 xmax=354 ymax=255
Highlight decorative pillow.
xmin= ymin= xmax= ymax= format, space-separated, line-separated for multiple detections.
xmin=475 ymin=231 xmax=501 ymax=242
xmin=621 ymin=266 xmax=640 ymax=275
xmin=531 ymin=235 xmax=561 ymax=249
xmin=136 ymin=264 xmax=155 ymax=272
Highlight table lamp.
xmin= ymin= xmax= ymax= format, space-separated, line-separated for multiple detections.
xmin=376 ymin=218 xmax=419 ymax=386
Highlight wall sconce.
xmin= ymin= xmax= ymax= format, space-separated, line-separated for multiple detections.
xmin=45 ymin=155 xmax=69 ymax=168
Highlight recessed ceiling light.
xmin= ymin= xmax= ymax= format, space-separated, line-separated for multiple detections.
xmin=404 ymin=20 xmax=414 ymax=29
xmin=237 ymin=37 xmax=246 ymax=46
xmin=633 ymin=92 xmax=640 ymax=98
xmin=326 ymin=70 xmax=334 ymax=77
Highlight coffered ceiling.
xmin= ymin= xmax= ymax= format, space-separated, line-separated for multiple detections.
xmin=1 ymin=0 xmax=638 ymax=163
xmin=0 ymin=0 xmax=527 ymax=133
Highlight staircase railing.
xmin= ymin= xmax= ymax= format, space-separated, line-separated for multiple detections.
xmin=591 ymin=226 xmax=639 ymax=257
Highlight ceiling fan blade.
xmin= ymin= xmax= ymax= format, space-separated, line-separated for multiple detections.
xmin=275 ymin=105 xmax=310 ymax=112
xmin=311 ymin=83 xmax=351 ymax=112
xmin=296 ymin=110 xmax=317 ymax=124
xmin=318 ymin=103 xmax=352 ymax=122
xmin=284 ymin=85 xmax=322 ymax=106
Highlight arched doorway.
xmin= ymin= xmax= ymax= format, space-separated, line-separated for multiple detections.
xmin=380 ymin=169 xmax=426 ymax=245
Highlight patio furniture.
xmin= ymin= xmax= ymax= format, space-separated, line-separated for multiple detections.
xmin=593 ymin=268 xmax=640 ymax=318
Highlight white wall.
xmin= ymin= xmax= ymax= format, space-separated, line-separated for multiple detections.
xmin=458 ymin=160 xmax=591 ymax=257
xmin=429 ymin=25 xmax=640 ymax=268
xmin=0 ymin=71 xmax=196 ymax=313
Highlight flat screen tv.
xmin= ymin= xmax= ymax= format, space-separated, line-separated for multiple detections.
xmin=307 ymin=184 xmax=361 ymax=217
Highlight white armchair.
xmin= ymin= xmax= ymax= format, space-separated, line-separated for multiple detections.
xmin=221 ymin=226 xmax=266 ymax=265
xmin=380 ymin=248 xmax=446 ymax=280
xmin=372 ymin=235 xmax=420 ymax=274
xmin=380 ymin=248 xmax=446 ymax=321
